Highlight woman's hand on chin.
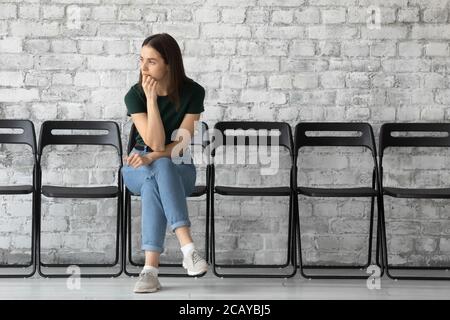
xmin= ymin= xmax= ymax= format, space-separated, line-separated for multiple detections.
xmin=142 ymin=74 xmax=158 ymax=104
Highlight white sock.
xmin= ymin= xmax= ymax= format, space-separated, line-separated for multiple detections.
xmin=180 ymin=242 xmax=195 ymax=258
xmin=143 ymin=265 xmax=159 ymax=276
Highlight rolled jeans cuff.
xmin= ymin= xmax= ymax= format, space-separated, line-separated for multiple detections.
xmin=141 ymin=244 xmax=164 ymax=253
xmin=171 ymin=220 xmax=191 ymax=232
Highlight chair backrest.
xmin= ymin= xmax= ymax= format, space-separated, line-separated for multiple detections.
xmin=379 ymin=123 xmax=450 ymax=157
xmin=211 ymin=121 xmax=293 ymax=157
xmin=38 ymin=121 xmax=122 ymax=156
xmin=126 ymin=121 xmax=210 ymax=154
xmin=0 ymin=119 xmax=37 ymax=154
xmin=294 ymin=122 xmax=377 ymax=157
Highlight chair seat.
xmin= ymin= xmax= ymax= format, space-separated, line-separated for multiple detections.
xmin=215 ymin=186 xmax=291 ymax=196
xmin=41 ymin=185 xmax=119 ymax=198
xmin=297 ymin=187 xmax=377 ymax=197
xmin=0 ymin=185 xmax=34 ymax=195
xmin=189 ymin=185 xmax=207 ymax=197
xmin=384 ymin=187 xmax=450 ymax=199
xmin=128 ymin=185 xmax=207 ymax=197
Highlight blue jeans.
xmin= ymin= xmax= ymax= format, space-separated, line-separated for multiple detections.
xmin=121 ymin=148 xmax=197 ymax=253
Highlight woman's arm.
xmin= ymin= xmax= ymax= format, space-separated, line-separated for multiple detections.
xmin=146 ymin=113 xmax=201 ymax=162
xmin=125 ymin=113 xmax=200 ymax=168
xmin=131 ymin=75 xmax=166 ymax=151
xmin=131 ymin=106 xmax=165 ymax=152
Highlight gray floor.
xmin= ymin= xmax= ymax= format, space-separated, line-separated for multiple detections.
xmin=1 ymin=271 xmax=450 ymax=300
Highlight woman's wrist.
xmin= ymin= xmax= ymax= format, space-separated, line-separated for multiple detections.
xmin=147 ymin=98 xmax=157 ymax=108
xmin=144 ymin=152 xmax=155 ymax=162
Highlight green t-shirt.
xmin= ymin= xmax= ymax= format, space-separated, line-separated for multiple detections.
xmin=124 ymin=78 xmax=205 ymax=147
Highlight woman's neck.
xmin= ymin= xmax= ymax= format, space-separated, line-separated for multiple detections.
xmin=157 ymin=77 xmax=170 ymax=96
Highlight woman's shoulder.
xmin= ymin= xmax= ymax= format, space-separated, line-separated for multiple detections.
xmin=182 ymin=78 xmax=205 ymax=96
xmin=125 ymin=83 xmax=146 ymax=104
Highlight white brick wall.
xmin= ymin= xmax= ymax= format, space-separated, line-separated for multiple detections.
xmin=1 ymin=0 xmax=450 ymax=267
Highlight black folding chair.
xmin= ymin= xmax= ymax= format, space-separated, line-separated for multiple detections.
xmin=0 ymin=120 xmax=37 ymax=278
xmin=379 ymin=122 xmax=450 ymax=280
xmin=37 ymin=121 xmax=123 ymax=278
xmin=123 ymin=121 xmax=211 ymax=277
xmin=210 ymin=121 xmax=297 ymax=278
xmin=294 ymin=122 xmax=383 ymax=279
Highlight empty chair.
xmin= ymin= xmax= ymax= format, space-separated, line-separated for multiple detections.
xmin=37 ymin=121 xmax=123 ymax=278
xmin=294 ymin=122 xmax=383 ymax=279
xmin=0 ymin=120 xmax=37 ymax=278
xmin=123 ymin=121 xmax=211 ymax=277
xmin=209 ymin=121 xmax=297 ymax=278
xmin=379 ymin=122 xmax=450 ymax=280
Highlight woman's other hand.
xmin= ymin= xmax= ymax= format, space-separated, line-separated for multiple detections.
xmin=125 ymin=153 xmax=154 ymax=168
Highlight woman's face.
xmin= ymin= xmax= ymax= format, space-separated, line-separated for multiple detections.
xmin=140 ymin=45 xmax=169 ymax=81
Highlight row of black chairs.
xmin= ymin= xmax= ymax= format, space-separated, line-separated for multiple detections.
xmin=1 ymin=119 xmax=450 ymax=281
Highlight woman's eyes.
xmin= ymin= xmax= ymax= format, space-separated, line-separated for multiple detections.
xmin=140 ymin=60 xmax=155 ymax=65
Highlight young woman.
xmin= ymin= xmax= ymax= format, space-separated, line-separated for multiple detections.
xmin=121 ymin=33 xmax=208 ymax=293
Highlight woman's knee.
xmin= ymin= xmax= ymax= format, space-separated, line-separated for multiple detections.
xmin=122 ymin=164 xmax=153 ymax=176
xmin=151 ymin=157 xmax=175 ymax=171
xmin=184 ymin=167 xmax=197 ymax=196
xmin=121 ymin=165 xmax=154 ymax=194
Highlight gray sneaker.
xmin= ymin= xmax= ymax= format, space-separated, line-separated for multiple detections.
xmin=133 ymin=270 xmax=161 ymax=293
xmin=182 ymin=250 xmax=208 ymax=276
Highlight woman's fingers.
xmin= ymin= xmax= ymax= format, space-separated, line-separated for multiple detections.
xmin=129 ymin=154 xmax=147 ymax=168
xmin=149 ymin=80 xmax=157 ymax=95
xmin=143 ymin=77 xmax=156 ymax=92
xmin=125 ymin=154 xmax=132 ymax=165
xmin=141 ymin=75 xmax=158 ymax=100
xmin=129 ymin=158 xmax=137 ymax=167
xmin=130 ymin=155 xmax=141 ymax=167
xmin=126 ymin=153 xmax=153 ymax=168
xmin=127 ymin=153 xmax=138 ymax=166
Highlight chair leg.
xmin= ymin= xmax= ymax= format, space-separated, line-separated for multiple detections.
xmin=123 ymin=190 xmax=208 ymax=277
xmin=37 ymin=193 xmax=43 ymax=278
xmin=121 ymin=188 xmax=127 ymax=276
xmin=379 ymin=195 xmax=450 ymax=280
xmin=366 ymin=195 xmax=375 ymax=266
xmin=123 ymin=190 xmax=132 ymax=276
xmin=376 ymin=215 xmax=384 ymax=277
xmin=290 ymin=192 xmax=298 ymax=272
xmin=205 ymin=185 xmax=210 ymax=263
xmin=118 ymin=190 xmax=124 ymax=276
xmin=211 ymin=191 xmax=296 ymax=278
xmin=298 ymin=195 xmax=378 ymax=280
xmin=0 ymin=193 xmax=36 ymax=278
xmin=211 ymin=188 xmax=218 ymax=277
xmin=37 ymin=195 xmax=123 ymax=278
xmin=365 ymin=169 xmax=377 ymax=269
xmin=286 ymin=192 xmax=293 ymax=266
xmin=295 ymin=193 xmax=304 ymax=274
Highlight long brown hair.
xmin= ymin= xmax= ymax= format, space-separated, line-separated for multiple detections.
xmin=138 ymin=33 xmax=189 ymax=112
